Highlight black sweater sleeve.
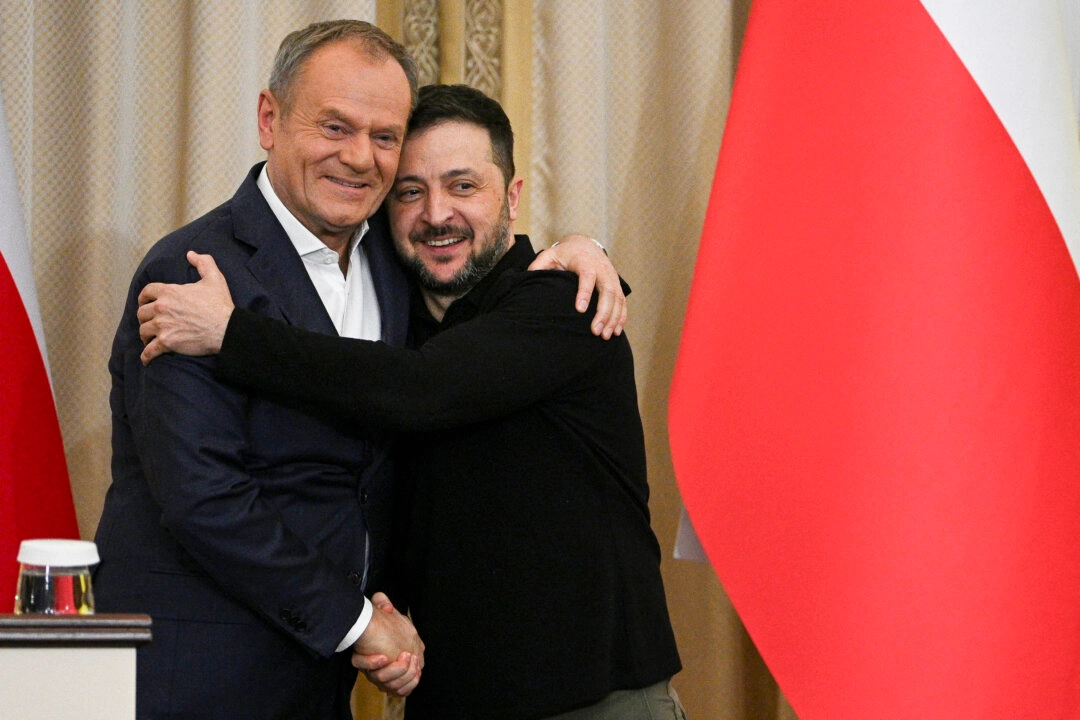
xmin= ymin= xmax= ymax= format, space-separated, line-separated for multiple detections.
xmin=216 ymin=272 xmax=623 ymax=432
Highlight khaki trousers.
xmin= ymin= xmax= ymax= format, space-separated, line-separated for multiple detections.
xmin=543 ymin=680 xmax=687 ymax=720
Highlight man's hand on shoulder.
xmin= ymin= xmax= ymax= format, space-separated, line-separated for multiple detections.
xmin=138 ymin=251 xmax=235 ymax=365
xmin=530 ymin=234 xmax=626 ymax=339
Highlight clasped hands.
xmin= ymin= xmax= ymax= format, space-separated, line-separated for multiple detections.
xmin=352 ymin=592 xmax=425 ymax=696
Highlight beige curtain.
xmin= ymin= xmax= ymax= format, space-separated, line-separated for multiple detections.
xmin=0 ymin=1 xmax=796 ymax=718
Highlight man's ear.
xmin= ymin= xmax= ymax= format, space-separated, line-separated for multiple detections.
xmin=257 ymin=89 xmax=279 ymax=152
xmin=507 ymin=176 xmax=524 ymax=222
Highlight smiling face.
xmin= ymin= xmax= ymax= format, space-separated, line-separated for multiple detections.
xmin=388 ymin=120 xmax=522 ymax=311
xmin=258 ymin=40 xmax=412 ymax=252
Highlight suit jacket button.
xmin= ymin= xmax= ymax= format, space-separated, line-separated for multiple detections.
xmin=348 ymin=572 xmax=363 ymax=586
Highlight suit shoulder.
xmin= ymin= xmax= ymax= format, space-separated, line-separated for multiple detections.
xmin=136 ymin=198 xmax=246 ymax=283
xmin=146 ymin=197 xmax=235 ymax=257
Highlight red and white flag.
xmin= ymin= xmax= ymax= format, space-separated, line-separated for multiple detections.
xmin=670 ymin=2 xmax=1080 ymax=717
xmin=0 ymin=91 xmax=79 ymax=609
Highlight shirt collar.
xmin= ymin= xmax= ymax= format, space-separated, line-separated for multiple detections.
xmin=256 ymin=164 xmax=368 ymax=258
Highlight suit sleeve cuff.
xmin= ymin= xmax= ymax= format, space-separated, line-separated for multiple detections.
xmin=335 ymin=597 xmax=373 ymax=653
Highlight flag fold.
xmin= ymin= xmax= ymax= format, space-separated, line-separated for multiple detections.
xmin=0 ymin=91 xmax=79 ymax=611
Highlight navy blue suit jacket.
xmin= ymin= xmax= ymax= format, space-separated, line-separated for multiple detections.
xmin=94 ymin=164 xmax=410 ymax=719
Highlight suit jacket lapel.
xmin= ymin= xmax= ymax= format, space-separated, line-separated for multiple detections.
xmin=230 ymin=165 xmax=338 ymax=335
xmin=362 ymin=207 xmax=410 ymax=348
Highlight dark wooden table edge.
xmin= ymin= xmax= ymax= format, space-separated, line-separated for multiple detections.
xmin=0 ymin=613 xmax=152 ymax=646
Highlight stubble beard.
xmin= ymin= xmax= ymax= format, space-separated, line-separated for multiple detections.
xmin=403 ymin=200 xmax=512 ymax=298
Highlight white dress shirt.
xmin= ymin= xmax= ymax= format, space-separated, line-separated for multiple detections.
xmin=256 ymin=166 xmax=379 ymax=652
xmin=257 ymin=167 xmax=381 ymax=340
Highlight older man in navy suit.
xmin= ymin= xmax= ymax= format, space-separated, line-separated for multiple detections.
xmin=93 ymin=21 xmax=425 ymax=720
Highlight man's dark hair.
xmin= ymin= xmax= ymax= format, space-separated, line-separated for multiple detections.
xmin=408 ymin=84 xmax=515 ymax=187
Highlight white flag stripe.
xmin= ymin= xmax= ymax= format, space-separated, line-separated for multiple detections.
xmin=921 ymin=0 xmax=1080 ymax=276
xmin=0 ymin=91 xmax=49 ymax=363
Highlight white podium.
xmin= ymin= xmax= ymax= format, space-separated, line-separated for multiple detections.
xmin=0 ymin=614 xmax=151 ymax=720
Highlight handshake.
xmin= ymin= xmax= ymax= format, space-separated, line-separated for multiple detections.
xmin=351 ymin=592 xmax=426 ymax=696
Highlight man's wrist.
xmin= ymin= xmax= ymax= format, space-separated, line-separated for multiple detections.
xmin=336 ymin=596 xmax=373 ymax=652
xmin=551 ymin=237 xmax=607 ymax=255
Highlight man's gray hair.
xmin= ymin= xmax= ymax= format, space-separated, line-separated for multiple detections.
xmin=268 ymin=19 xmax=419 ymax=112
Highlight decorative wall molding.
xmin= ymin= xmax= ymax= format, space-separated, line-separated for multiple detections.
xmin=464 ymin=0 xmax=503 ymax=98
xmin=403 ymin=0 xmax=440 ymax=86
xmin=398 ymin=0 xmax=504 ymax=94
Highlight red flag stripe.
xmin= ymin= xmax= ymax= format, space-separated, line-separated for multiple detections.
xmin=0 ymin=93 xmax=78 ymax=610
xmin=670 ymin=2 xmax=1080 ymax=718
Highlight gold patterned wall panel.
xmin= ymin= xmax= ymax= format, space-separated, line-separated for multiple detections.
xmin=389 ymin=0 xmax=504 ymax=97
xmin=463 ymin=0 xmax=503 ymax=98
xmin=401 ymin=0 xmax=440 ymax=86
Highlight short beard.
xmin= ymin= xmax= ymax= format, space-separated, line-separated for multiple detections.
xmin=404 ymin=201 xmax=512 ymax=298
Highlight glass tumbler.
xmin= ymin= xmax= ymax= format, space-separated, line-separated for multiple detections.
xmin=14 ymin=539 xmax=99 ymax=615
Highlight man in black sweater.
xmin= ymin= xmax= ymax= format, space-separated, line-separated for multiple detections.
xmin=137 ymin=84 xmax=684 ymax=720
